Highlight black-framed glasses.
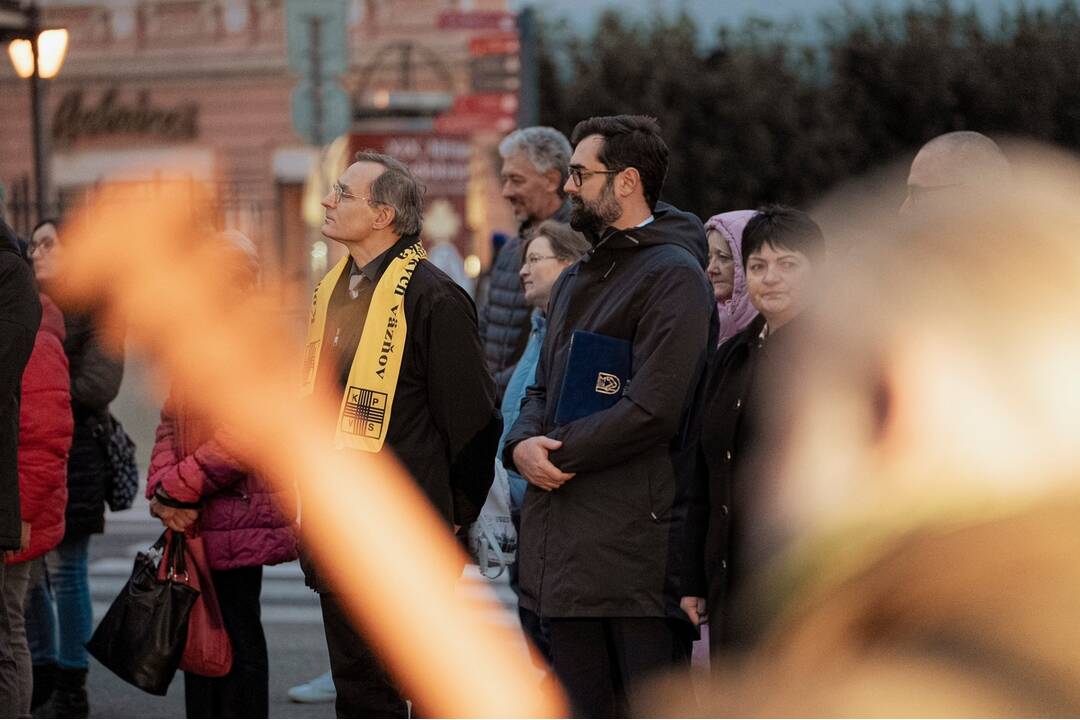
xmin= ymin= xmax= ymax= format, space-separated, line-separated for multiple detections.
xmin=568 ymin=166 xmax=620 ymax=188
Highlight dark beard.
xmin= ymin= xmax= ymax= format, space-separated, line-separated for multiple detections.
xmin=569 ymin=185 xmax=622 ymax=235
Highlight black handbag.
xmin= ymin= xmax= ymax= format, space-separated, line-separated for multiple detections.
xmin=86 ymin=532 xmax=199 ymax=695
xmin=91 ymin=412 xmax=139 ymax=512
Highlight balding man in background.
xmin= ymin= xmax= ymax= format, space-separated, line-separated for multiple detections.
xmin=900 ymin=130 xmax=1011 ymax=215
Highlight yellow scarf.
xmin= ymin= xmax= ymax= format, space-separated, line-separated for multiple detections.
xmin=301 ymin=241 xmax=426 ymax=451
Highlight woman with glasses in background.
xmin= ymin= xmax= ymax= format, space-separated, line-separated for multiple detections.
xmin=493 ymin=219 xmax=589 ymax=666
xmin=24 ymin=218 xmax=126 ymax=717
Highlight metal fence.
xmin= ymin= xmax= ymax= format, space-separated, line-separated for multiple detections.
xmin=2 ymin=174 xmax=271 ymax=246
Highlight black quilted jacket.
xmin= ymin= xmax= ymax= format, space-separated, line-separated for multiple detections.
xmin=478 ymin=201 xmax=571 ymax=400
xmin=63 ymin=312 xmax=124 ymax=539
xmin=0 ymin=222 xmax=41 ymax=550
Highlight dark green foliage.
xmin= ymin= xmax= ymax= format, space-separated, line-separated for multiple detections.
xmin=536 ymin=1 xmax=1080 ymax=217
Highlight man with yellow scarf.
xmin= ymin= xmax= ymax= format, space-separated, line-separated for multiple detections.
xmin=300 ymin=151 xmax=501 ymax=718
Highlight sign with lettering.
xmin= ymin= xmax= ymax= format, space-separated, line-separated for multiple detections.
xmin=436 ymin=11 xmax=515 ymax=31
xmin=52 ymin=88 xmax=199 ymax=145
xmin=468 ymin=32 xmax=520 ymax=57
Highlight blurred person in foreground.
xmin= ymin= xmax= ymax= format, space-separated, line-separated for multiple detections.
xmin=503 ymin=115 xmax=712 ymax=718
xmin=145 ymin=230 xmax=298 ymax=718
xmin=703 ymin=211 xmax=759 ymax=348
xmin=900 ymin=130 xmax=1010 ymax=215
xmin=680 ymin=206 xmax=826 ymax=659
xmin=496 ymin=220 xmax=590 ymax=665
xmin=1 ymin=256 xmax=72 ymax=718
xmin=303 ymin=151 xmax=500 ymax=717
xmin=481 ymin=127 xmax=573 ymax=400
xmin=645 ymin=145 xmax=1080 ymax=716
xmin=24 ymin=218 xmax=124 ymax=718
xmin=0 ymin=219 xmax=42 ymax=717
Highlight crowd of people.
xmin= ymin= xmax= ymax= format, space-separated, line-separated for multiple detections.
xmin=0 ymin=114 xmax=1036 ymax=719
xmin=1 ymin=215 xmax=128 ymax=718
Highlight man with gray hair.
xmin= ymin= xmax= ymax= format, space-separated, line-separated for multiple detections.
xmin=900 ymin=130 xmax=1011 ymax=215
xmin=481 ymin=127 xmax=572 ymax=399
xmin=301 ymin=150 xmax=500 ymax=717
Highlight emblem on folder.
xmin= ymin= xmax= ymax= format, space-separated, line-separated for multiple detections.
xmin=595 ymin=372 xmax=621 ymax=395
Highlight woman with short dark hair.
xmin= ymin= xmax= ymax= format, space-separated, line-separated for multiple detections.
xmin=680 ymin=205 xmax=826 ymax=658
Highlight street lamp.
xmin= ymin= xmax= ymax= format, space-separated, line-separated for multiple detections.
xmin=2 ymin=2 xmax=69 ymax=221
xmin=9 ymin=28 xmax=68 ymax=78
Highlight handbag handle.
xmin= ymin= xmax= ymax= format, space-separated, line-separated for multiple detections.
xmin=163 ymin=531 xmax=189 ymax=583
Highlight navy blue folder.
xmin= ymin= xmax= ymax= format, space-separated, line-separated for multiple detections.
xmin=554 ymin=330 xmax=632 ymax=426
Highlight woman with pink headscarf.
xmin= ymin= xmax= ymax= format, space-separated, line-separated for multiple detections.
xmin=704 ymin=210 xmax=758 ymax=347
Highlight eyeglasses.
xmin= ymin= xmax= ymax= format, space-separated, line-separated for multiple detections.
xmin=330 ymin=183 xmax=379 ymax=205
xmin=523 ymin=254 xmax=559 ymax=268
xmin=27 ymin=236 xmax=55 ymax=254
xmin=568 ymin=166 xmax=620 ymax=188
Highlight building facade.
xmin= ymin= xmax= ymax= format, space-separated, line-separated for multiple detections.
xmin=1 ymin=0 xmax=519 ymax=296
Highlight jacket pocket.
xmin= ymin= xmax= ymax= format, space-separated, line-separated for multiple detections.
xmin=645 ymin=456 xmax=676 ymax=523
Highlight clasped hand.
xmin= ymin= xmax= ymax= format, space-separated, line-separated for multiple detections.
xmin=512 ymin=436 xmax=575 ymax=491
xmin=149 ymin=496 xmax=199 ymax=533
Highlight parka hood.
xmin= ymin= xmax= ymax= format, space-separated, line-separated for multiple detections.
xmin=1 ymin=218 xmax=23 ymax=258
xmin=585 ymin=201 xmax=708 ymax=269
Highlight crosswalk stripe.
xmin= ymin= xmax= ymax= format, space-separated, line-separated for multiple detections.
xmin=89 ymin=557 xmax=307 ymax=579
xmin=91 ymin=602 xmax=326 ymax=625
xmin=97 ymin=490 xmax=528 ymax=630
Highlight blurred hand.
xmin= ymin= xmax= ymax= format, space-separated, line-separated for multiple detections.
xmin=680 ymin=596 xmax=707 ymax=627
xmin=4 ymin=522 xmax=31 ymax=559
xmin=149 ymin=498 xmax=199 ymax=533
xmin=512 ymin=436 xmax=575 ymax=491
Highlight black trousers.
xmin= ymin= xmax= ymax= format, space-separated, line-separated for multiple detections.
xmin=319 ymin=593 xmax=408 ymax=719
xmin=184 ymin=565 xmax=268 ymax=719
xmin=510 ymin=508 xmax=551 ymax=667
xmin=548 ymin=617 xmax=689 ymax=718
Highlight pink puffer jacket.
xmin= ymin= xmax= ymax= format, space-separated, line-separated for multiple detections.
xmin=146 ymin=402 xmax=298 ymax=570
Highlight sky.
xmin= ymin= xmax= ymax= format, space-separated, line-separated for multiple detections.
xmin=511 ymin=0 xmax=1065 ymax=40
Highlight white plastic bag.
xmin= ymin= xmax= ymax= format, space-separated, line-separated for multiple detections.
xmin=467 ymin=461 xmax=517 ymax=579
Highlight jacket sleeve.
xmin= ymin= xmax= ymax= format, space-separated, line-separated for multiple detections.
xmin=0 ymin=257 xmax=41 ymax=404
xmin=425 ymin=287 xmax=502 ymax=526
xmin=492 ymin=363 xmax=517 ymax=402
xmin=70 ymin=318 xmax=124 ymax=411
xmin=500 ymin=323 xmax=551 ymax=474
xmin=0 ymin=255 xmax=41 ymax=550
xmin=146 ymin=411 xmax=246 ymax=504
xmin=546 ymin=262 xmax=712 ymax=474
xmin=680 ymin=441 xmax=710 ymax=597
xmin=17 ymin=331 xmax=74 ymax=526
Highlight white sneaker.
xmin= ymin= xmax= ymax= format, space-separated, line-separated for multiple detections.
xmin=287 ymin=671 xmax=336 ymax=703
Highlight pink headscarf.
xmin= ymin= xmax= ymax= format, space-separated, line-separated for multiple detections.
xmin=704 ymin=210 xmax=759 ymax=346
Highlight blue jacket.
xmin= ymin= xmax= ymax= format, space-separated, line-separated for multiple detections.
xmin=497 ymin=309 xmax=546 ymax=511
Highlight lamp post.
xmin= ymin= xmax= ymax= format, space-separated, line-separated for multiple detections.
xmin=2 ymin=1 xmax=68 ymax=221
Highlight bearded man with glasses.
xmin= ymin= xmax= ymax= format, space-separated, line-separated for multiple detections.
xmin=502 ymin=115 xmax=713 ymax=718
